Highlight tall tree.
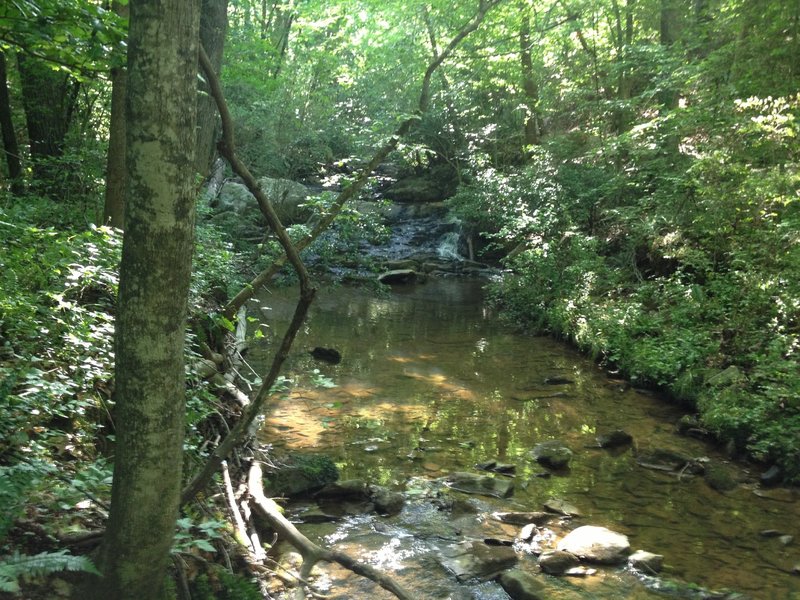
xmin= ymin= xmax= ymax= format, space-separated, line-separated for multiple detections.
xmin=16 ymin=53 xmax=78 ymax=194
xmin=102 ymin=1 xmax=129 ymax=228
xmin=519 ymin=2 xmax=542 ymax=148
xmin=88 ymin=0 xmax=199 ymax=597
xmin=0 ymin=51 xmax=23 ymax=195
xmin=194 ymin=0 xmax=229 ymax=178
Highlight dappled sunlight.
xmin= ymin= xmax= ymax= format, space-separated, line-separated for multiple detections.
xmin=399 ymin=369 xmax=477 ymax=400
xmin=335 ymin=381 xmax=380 ymax=399
xmin=387 ymin=353 xmax=437 ymax=363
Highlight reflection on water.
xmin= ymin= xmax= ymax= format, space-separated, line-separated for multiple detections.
xmin=252 ymin=279 xmax=799 ymax=599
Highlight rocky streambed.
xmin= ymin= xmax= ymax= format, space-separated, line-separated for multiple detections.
xmin=250 ymin=279 xmax=799 ymax=600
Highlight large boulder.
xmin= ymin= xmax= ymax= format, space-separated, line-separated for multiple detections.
xmin=211 ymin=177 xmax=310 ymax=240
xmin=557 ymin=526 xmax=631 ymax=564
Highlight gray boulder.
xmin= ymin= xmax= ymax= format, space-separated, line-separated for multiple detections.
xmin=212 ymin=177 xmax=310 ymax=236
xmin=557 ymin=526 xmax=631 ymax=564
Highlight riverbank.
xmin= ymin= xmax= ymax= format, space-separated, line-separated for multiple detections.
xmin=446 ymin=146 xmax=800 ymax=485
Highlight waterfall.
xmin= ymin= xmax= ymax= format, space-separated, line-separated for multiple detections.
xmin=437 ymin=230 xmax=462 ymax=260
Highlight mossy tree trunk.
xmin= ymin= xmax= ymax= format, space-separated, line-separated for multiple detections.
xmin=88 ymin=0 xmax=199 ymax=598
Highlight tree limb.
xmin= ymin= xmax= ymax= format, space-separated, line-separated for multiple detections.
xmin=181 ymin=47 xmax=317 ymax=505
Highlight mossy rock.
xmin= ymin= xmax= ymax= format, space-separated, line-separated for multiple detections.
xmin=264 ymin=453 xmax=339 ymax=497
xmin=704 ymin=462 xmax=739 ymax=492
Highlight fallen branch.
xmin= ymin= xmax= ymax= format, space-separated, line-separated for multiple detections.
xmin=247 ymin=462 xmax=413 ymax=600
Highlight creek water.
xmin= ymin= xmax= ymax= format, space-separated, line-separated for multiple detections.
xmin=251 ymin=279 xmax=799 ymax=600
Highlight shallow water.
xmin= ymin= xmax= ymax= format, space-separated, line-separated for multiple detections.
xmin=252 ymin=278 xmax=800 ymax=599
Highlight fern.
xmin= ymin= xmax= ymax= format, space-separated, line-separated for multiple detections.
xmin=0 ymin=550 xmax=100 ymax=593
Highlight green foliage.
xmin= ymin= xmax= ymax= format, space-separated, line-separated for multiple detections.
xmin=191 ymin=568 xmax=262 ymax=600
xmin=0 ymin=550 xmax=99 ymax=593
xmin=458 ymin=89 xmax=800 ymax=480
xmin=172 ymin=517 xmax=225 ymax=555
xmin=0 ymin=0 xmax=127 ymax=75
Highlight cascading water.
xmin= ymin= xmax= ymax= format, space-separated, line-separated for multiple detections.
xmin=436 ymin=229 xmax=462 ymax=260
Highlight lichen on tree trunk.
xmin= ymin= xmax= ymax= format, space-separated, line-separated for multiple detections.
xmin=87 ymin=1 xmax=200 ymax=598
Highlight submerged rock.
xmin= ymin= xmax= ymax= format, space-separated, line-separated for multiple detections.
xmin=531 ymin=441 xmax=573 ymax=470
xmin=476 ymin=460 xmax=516 ymax=475
xmin=498 ymin=569 xmax=547 ymax=600
xmin=443 ymin=472 xmax=514 ymax=499
xmin=635 ymin=449 xmax=704 ymax=474
xmin=263 ymin=453 xmax=339 ymax=497
xmin=439 ymin=540 xmax=518 ymax=582
xmin=538 ymin=550 xmax=580 ymax=574
xmin=543 ymin=376 xmax=574 ymax=385
xmin=628 ymin=549 xmax=664 ymax=573
xmin=596 ymin=429 xmax=633 ymax=449
xmin=703 ymin=461 xmax=739 ymax=492
xmin=309 ymin=346 xmax=342 ymax=364
xmin=557 ymin=526 xmax=631 ymax=564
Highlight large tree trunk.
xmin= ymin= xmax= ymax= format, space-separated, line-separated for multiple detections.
xmin=16 ymin=53 xmax=77 ymax=195
xmin=0 ymin=51 xmax=23 ymax=195
xmin=88 ymin=0 xmax=200 ymax=598
xmin=194 ymin=0 xmax=228 ymax=179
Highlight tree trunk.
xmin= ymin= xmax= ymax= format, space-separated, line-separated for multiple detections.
xmin=103 ymin=63 xmax=126 ymax=228
xmin=194 ymin=0 xmax=228 ymax=179
xmin=103 ymin=1 xmax=130 ymax=229
xmin=16 ymin=53 xmax=77 ymax=195
xmin=88 ymin=0 xmax=199 ymax=598
xmin=519 ymin=6 xmax=542 ymax=149
xmin=0 ymin=51 xmax=23 ymax=195
xmin=659 ymin=0 xmax=679 ymax=109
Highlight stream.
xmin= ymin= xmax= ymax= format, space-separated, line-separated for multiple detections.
xmin=247 ymin=211 xmax=799 ymax=600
